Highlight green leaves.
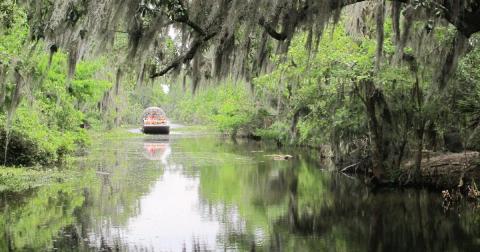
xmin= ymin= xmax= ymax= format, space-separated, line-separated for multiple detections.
xmin=0 ymin=0 xmax=17 ymax=30
xmin=169 ymin=81 xmax=255 ymax=135
xmin=251 ymin=24 xmax=373 ymax=146
xmin=0 ymin=3 xmax=112 ymax=166
xmin=0 ymin=1 xmax=28 ymax=62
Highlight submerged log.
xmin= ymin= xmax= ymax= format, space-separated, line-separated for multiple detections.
xmin=265 ymin=154 xmax=293 ymax=161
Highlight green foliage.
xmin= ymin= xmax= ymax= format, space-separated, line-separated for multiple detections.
xmin=0 ymin=0 xmax=15 ymax=29
xmin=457 ymin=36 xmax=480 ymax=112
xmin=0 ymin=3 xmax=110 ymax=166
xmin=124 ymin=83 xmax=167 ymax=125
xmin=456 ymin=34 xmax=480 ymax=149
xmin=0 ymin=48 xmax=109 ymax=165
xmin=0 ymin=108 xmax=88 ymax=166
xmin=71 ymin=58 xmax=112 ymax=105
xmin=255 ymin=121 xmax=290 ymax=143
xmin=168 ymin=80 xmax=256 ymax=134
xmin=253 ymin=25 xmax=374 ymax=146
xmin=0 ymin=0 xmax=28 ymax=58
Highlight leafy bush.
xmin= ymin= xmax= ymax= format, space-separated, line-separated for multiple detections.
xmin=255 ymin=121 xmax=291 ymax=143
xmin=0 ymin=4 xmax=109 ymax=166
xmin=0 ymin=107 xmax=88 ymax=166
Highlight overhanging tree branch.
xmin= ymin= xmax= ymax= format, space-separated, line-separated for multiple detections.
xmin=153 ymin=0 xmax=480 ymax=79
xmin=150 ymin=30 xmax=218 ymax=78
xmin=339 ymin=0 xmax=479 ymax=37
xmin=152 ymin=0 xmax=233 ymax=79
xmin=261 ymin=0 xmax=480 ymax=39
xmin=258 ymin=17 xmax=288 ymax=41
xmin=173 ymin=16 xmax=206 ymax=36
xmin=167 ymin=0 xmax=206 ymax=36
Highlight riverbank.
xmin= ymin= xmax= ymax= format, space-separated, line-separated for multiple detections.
xmin=219 ymin=128 xmax=480 ymax=192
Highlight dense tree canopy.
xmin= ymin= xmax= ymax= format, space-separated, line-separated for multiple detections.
xmin=14 ymin=0 xmax=480 ymax=89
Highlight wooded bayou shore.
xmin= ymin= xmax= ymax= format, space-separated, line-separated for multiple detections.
xmin=2 ymin=0 xmax=480 ymax=195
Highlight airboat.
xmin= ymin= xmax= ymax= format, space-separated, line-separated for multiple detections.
xmin=142 ymin=107 xmax=170 ymax=135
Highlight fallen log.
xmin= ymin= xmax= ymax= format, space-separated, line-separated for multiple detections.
xmin=402 ymin=151 xmax=480 ymax=188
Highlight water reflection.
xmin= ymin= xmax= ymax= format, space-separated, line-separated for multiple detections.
xmin=1 ymin=135 xmax=480 ymax=251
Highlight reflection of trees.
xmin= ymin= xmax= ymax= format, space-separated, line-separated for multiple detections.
xmin=0 ymin=138 xmax=168 ymax=251
xmin=273 ymin=165 xmax=480 ymax=251
xmin=193 ymin=140 xmax=296 ymax=250
xmin=67 ymin=138 xmax=167 ymax=249
xmin=194 ymin=141 xmax=480 ymax=252
xmin=0 ymin=175 xmax=93 ymax=251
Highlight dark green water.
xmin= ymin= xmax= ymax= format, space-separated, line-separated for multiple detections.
xmin=1 ymin=133 xmax=480 ymax=251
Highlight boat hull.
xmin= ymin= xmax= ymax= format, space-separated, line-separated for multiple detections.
xmin=142 ymin=125 xmax=170 ymax=135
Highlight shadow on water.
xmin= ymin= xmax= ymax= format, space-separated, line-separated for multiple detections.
xmin=1 ymin=134 xmax=480 ymax=251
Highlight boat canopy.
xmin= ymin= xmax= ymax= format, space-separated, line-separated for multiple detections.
xmin=143 ymin=107 xmax=166 ymax=118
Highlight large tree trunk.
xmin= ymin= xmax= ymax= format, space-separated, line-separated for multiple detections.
xmin=0 ymin=64 xmax=6 ymax=108
xmin=414 ymin=123 xmax=425 ymax=178
xmin=114 ymin=68 xmax=123 ymax=127
xmin=363 ymin=79 xmax=385 ymax=181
